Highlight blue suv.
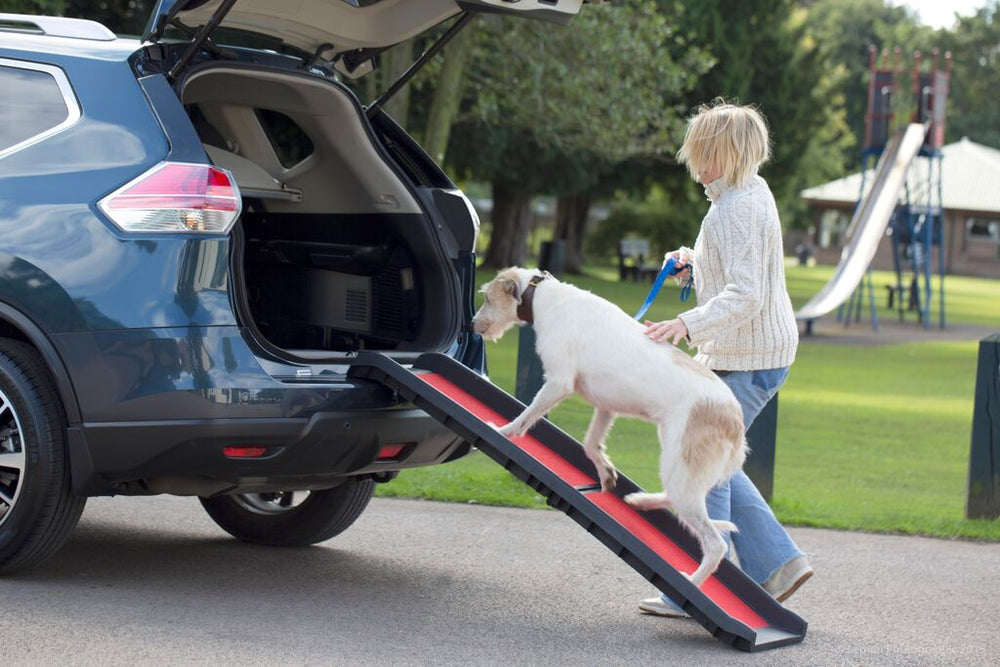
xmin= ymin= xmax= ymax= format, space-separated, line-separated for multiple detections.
xmin=0 ymin=0 xmax=587 ymax=573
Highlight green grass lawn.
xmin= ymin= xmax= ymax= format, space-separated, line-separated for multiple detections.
xmin=376 ymin=263 xmax=1000 ymax=540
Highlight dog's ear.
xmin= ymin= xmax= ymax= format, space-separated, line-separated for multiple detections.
xmin=501 ymin=278 xmax=521 ymax=304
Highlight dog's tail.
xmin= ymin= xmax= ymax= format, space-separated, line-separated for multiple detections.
xmin=712 ymin=519 xmax=739 ymax=533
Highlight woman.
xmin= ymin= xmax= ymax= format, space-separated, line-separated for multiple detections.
xmin=640 ymin=100 xmax=812 ymax=617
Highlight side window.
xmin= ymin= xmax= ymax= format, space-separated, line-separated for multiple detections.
xmin=0 ymin=61 xmax=78 ymax=157
xmin=256 ymin=109 xmax=314 ymax=168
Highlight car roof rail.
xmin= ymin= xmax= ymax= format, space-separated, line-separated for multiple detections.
xmin=0 ymin=13 xmax=116 ymax=41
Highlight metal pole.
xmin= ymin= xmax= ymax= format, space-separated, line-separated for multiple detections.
xmin=890 ymin=209 xmax=905 ymax=321
xmin=515 ymin=240 xmax=565 ymax=404
xmin=745 ymin=395 xmax=778 ymax=502
xmin=967 ymin=333 xmax=1000 ymax=518
xmin=367 ymin=12 xmax=475 ymax=119
xmin=938 ymin=153 xmax=946 ymax=328
xmin=923 ymin=158 xmax=933 ymax=329
xmin=168 ymin=0 xmax=240 ymax=80
xmin=867 ymin=267 xmax=879 ymax=331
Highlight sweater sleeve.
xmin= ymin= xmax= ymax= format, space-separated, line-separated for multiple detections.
xmin=678 ymin=196 xmax=766 ymax=345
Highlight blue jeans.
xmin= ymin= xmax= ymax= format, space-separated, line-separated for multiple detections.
xmin=662 ymin=367 xmax=802 ymax=604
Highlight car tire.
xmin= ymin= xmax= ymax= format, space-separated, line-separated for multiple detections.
xmin=0 ymin=339 xmax=86 ymax=574
xmin=199 ymin=478 xmax=376 ymax=547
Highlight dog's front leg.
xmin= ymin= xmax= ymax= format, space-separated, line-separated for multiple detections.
xmin=498 ymin=379 xmax=572 ymax=439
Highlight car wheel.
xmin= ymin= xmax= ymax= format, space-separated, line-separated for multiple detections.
xmin=199 ymin=478 xmax=375 ymax=547
xmin=0 ymin=339 xmax=86 ymax=574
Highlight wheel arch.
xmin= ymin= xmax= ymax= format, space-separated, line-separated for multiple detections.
xmin=0 ymin=304 xmax=109 ymax=496
xmin=0 ymin=302 xmax=81 ymax=424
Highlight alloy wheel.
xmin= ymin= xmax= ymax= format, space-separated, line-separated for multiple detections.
xmin=0 ymin=388 xmax=25 ymax=526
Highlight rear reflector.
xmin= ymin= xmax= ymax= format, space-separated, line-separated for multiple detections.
xmin=377 ymin=444 xmax=408 ymax=460
xmin=223 ymin=446 xmax=268 ymax=459
xmin=98 ymin=162 xmax=241 ymax=234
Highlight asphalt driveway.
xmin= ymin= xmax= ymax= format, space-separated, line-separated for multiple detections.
xmin=6 ymin=496 xmax=999 ymax=665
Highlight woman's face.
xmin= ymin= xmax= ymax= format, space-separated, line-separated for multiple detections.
xmin=697 ymin=161 xmax=722 ymax=185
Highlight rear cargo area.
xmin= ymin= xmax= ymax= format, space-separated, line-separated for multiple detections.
xmin=240 ymin=210 xmax=422 ymax=352
xmin=180 ymin=65 xmax=459 ymax=356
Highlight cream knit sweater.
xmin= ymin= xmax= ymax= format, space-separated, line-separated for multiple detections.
xmin=677 ymin=174 xmax=799 ymax=371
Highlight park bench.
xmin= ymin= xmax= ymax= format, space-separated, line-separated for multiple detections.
xmin=617 ymin=238 xmax=660 ymax=282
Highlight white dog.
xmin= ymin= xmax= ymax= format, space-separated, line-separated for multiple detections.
xmin=472 ymin=267 xmax=747 ymax=587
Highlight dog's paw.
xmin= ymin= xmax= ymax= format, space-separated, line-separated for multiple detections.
xmin=497 ymin=423 xmax=524 ymax=439
xmin=624 ymin=492 xmax=671 ymax=511
xmin=599 ymin=468 xmax=618 ymax=493
xmin=624 ymin=492 xmax=650 ymax=508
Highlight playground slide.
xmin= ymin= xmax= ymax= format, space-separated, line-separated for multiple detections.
xmin=350 ymin=352 xmax=808 ymax=652
xmin=795 ymin=123 xmax=928 ymax=322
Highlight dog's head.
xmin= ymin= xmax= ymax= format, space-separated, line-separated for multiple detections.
xmin=472 ymin=267 xmax=529 ymax=342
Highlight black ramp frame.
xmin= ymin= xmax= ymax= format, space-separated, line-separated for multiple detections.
xmin=349 ymin=352 xmax=807 ymax=651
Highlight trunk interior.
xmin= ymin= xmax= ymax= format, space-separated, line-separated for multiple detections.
xmin=240 ymin=210 xmax=423 ymax=353
xmin=179 ymin=64 xmax=459 ymax=357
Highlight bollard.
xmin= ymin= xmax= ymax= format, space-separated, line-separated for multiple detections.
xmin=745 ymin=393 xmax=778 ymax=502
xmin=967 ymin=333 xmax=1000 ymax=519
xmin=515 ymin=240 xmax=564 ymax=404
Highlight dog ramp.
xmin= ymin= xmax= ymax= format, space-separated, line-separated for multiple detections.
xmin=349 ymin=352 xmax=807 ymax=652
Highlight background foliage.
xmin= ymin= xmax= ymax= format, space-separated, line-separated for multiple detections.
xmin=379 ymin=265 xmax=1000 ymax=540
xmin=17 ymin=0 xmax=998 ymax=267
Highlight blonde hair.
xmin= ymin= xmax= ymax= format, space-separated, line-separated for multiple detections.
xmin=676 ymin=100 xmax=771 ymax=188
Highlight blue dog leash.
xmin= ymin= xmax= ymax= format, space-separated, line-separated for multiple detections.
xmin=633 ymin=257 xmax=692 ymax=321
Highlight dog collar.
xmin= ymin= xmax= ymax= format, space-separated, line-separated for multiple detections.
xmin=516 ymin=274 xmax=548 ymax=325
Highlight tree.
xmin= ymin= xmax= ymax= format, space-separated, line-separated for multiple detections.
xmin=448 ymin=2 xmax=710 ymax=268
xmin=63 ymin=0 xmax=153 ymax=35
xmin=421 ymin=26 xmax=474 ymax=164
xmin=685 ymin=1 xmax=854 ymax=214
xmin=377 ymin=42 xmax=416 ymax=130
xmin=609 ymin=0 xmax=853 ymax=252
xmin=940 ymin=1 xmax=1000 ymax=147
xmin=3 ymin=0 xmax=66 ymax=14
xmin=802 ymin=0 xmax=935 ymax=165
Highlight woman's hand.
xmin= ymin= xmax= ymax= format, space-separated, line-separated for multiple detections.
xmin=663 ymin=249 xmax=692 ymax=284
xmin=643 ymin=318 xmax=688 ymax=346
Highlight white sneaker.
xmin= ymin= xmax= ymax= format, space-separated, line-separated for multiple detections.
xmin=638 ymin=596 xmax=689 ymax=618
xmin=763 ymin=555 xmax=813 ymax=602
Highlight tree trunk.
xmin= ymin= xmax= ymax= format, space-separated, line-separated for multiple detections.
xmin=483 ymin=182 xmax=533 ymax=268
xmin=380 ymin=41 xmax=414 ymax=129
xmin=423 ymin=27 xmax=474 ymax=164
xmin=554 ymin=192 xmax=592 ymax=274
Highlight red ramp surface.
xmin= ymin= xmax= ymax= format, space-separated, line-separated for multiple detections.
xmin=350 ymin=352 xmax=807 ymax=651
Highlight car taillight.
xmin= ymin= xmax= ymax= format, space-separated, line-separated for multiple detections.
xmin=377 ymin=444 xmax=408 ymax=461
xmin=222 ymin=446 xmax=269 ymax=459
xmin=98 ymin=162 xmax=241 ymax=234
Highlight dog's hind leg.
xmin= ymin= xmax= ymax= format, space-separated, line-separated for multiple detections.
xmin=672 ymin=497 xmax=727 ymax=588
xmin=626 ymin=420 xmax=686 ymax=512
xmin=582 ymin=408 xmax=618 ymax=492
xmin=499 ymin=379 xmax=572 ymax=439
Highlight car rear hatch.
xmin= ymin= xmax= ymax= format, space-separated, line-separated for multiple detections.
xmin=139 ymin=0 xmax=593 ymax=372
xmin=144 ymin=0 xmax=589 ymax=78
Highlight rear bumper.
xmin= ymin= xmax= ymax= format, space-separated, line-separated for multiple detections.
xmin=70 ymin=407 xmax=469 ymax=496
xmin=51 ymin=326 xmax=483 ymax=496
